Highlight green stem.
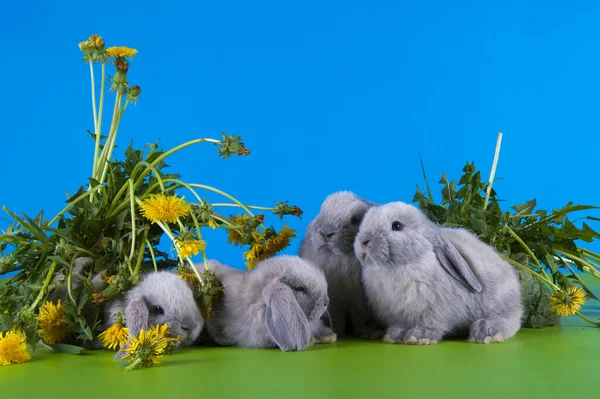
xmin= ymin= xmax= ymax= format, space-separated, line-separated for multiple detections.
xmin=186 ymin=183 xmax=255 ymax=217
xmin=89 ymin=60 xmax=98 ymax=144
xmin=92 ymin=62 xmax=106 ymax=181
xmin=29 ymin=261 xmax=58 ymax=311
xmin=125 ymin=357 xmax=142 ymax=371
xmin=133 ymin=229 xmax=148 ymax=276
xmin=483 ymin=132 xmax=502 ymax=210
xmin=67 ymin=269 xmax=76 ymax=306
xmin=128 ymin=181 xmax=137 ymax=269
xmin=211 ymin=204 xmax=275 ymax=211
xmin=48 ymin=187 xmax=104 ymax=226
xmin=98 ymin=92 xmax=123 ymax=184
xmin=131 ymin=138 xmax=220 ymax=189
xmin=107 ymin=161 xmax=166 ymax=216
xmin=575 ymin=311 xmax=600 ymax=327
xmin=505 ymin=226 xmax=551 ymax=281
xmin=503 ymin=257 xmax=559 ymax=290
xmin=145 ymin=239 xmax=158 ymax=272
xmin=555 ymin=250 xmax=600 ymax=277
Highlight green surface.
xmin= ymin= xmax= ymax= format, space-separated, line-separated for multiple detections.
xmin=2 ymin=291 xmax=599 ymax=398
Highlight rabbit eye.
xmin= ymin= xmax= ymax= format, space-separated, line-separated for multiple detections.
xmin=392 ymin=221 xmax=403 ymax=231
xmin=152 ymin=305 xmax=164 ymax=315
xmin=350 ymin=216 xmax=361 ymax=225
xmin=294 ymin=286 xmax=307 ymax=293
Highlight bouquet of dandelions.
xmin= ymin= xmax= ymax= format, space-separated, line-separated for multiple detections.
xmin=0 ymin=34 xmax=302 ymax=369
xmin=415 ymin=133 xmax=600 ymax=329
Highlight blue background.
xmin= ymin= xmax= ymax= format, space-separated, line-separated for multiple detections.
xmin=1 ymin=0 xmax=599 ymax=270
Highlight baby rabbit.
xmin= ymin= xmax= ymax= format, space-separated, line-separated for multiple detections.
xmin=103 ymin=271 xmax=204 ymax=350
xmin=298 ymin=191 xmax=381 ymax=339
xmin=203 ymin=255 xmax=335 ymax=351
xmin=355 ymin=202 xmax=523 ymax=345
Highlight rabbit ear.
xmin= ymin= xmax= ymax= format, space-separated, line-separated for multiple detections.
xmin=263 ymin=281 xmax=311 ymax=351
xmin=125 ymin=296 xmax=149 ymax=338
xmin=432 ymin=233 xmax=483 ymax=293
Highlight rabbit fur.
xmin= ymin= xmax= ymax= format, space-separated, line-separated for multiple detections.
xmin=202 ymin=255 xmax=336 ymax=351
xmin=298 ymin=191 xmax=381 ymax=339
xmin=355 ymin=201 xmax=523 ymax=345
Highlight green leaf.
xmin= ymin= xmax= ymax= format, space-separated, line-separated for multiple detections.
xmin=544 ymin=254 xmax=558 ymax=274
xmin=510 ymin=199 xmax=537 ymax=215
xmin=45 ymin=343 xmax=85 ymax=355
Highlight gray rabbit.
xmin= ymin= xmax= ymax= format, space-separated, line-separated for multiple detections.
xmin=49 ymin=259 xmax=203 ymax=351
xmin=355 ymin=202 xmax=523 ymax=345
xmin=202 ymin=255 xmax=336 ymax=351
xmin=298 ymin=191 xmax=381 ymax=339
xmin=103 ymin=271 xmax=204 ymax=352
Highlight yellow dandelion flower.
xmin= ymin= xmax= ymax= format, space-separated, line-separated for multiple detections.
xmin=227 ymin=214 xmax=249 ymax=245
xmin=549 ymin=287 xmax=586 ymax=317
xmin=106 ymin=46 xmax=138 ymax=59
xmin=208 ymin=218 xmax=218 ymax=229
xmin=37 ymin=300 xmax=71 ymax=344
xmin=98 ymin=323 xmax=129 ymax=350
xmin=140 ymin=194 xmax=190 ymax=224
xmin=175 ymin=239 xmax=206 ymax=259
xmin=91 ymin=292 xmax=104 ymax=305
xmin=0 ymin=328 xmax=31 ymax=366
xmin=244 ymin=226 xmax=296 ymax=269
xmin=264 ymin=224 xmax=296 ymax=254
xmin=121 ymin=324 xmax=177 ymax=370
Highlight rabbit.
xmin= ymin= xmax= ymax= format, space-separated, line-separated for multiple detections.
xmin=354 ymin=201 xmax=523 ymax=345
xmin=298 ymin=191 xmax=382 ymax=339
xmin=202 ymin=255 xmax=336 ymax=351
xmin=102 ymin=271 xmax=204 ymax=354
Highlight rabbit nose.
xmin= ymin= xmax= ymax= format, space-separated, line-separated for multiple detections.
xmin=320 ymin=230 xmax=335 ymax=239
xmin=362 ymin=240 xmax=370 ymax=247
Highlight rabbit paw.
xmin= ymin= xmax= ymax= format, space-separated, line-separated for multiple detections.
xmin=383 ymin=326 xmax=405 ymax=344
xmin=468 ymin=319 xmax=508 ymax=344
xmin=311 ymin=333 xmax=337 ymax=345
xmin=403 ymin=327 xmax=442 ymax=345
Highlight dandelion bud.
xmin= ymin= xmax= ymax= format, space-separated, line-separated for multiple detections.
xmin=127 ymin=85 xmax=141 ymax=104
xmin=217 ymin=133 xmax=250 ymax=158
xmin=87 ymin=34 xmax=105 ymax=50
xmin=110 ymin=59 xmax=130 ymax=94
xmin=78 ymin=41 xmax=90 ymax=51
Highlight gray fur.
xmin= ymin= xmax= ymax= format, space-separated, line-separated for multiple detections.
xmin=103 ymin=271 xmax=204 ymax=353
xmin=203 ymin=256 xmax=335 ymax=351
xmin=298 ymin=191 xmax=381 ymax=338
xmin=355 ymin=202 xmax=523 ymax=345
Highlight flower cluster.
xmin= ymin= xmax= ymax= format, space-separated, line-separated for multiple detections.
xmin=120 ymin=324 xmax=180 ymax=371
xmin=0 ymin=32 xmax=303 ymax=370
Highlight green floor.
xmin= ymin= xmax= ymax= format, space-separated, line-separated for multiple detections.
xmin=2 ymin=293 xmax=599 ymax=398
